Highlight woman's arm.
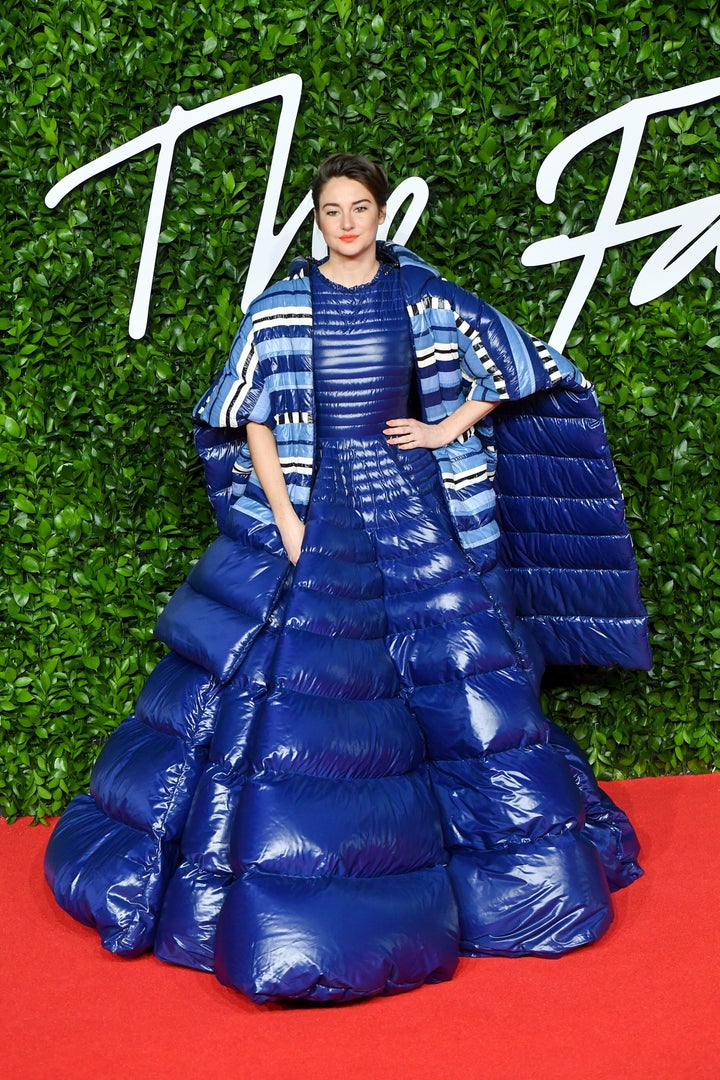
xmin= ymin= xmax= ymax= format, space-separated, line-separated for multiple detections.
xmin=246 ymin=421 xmax=305 ymax=564
xmin=383 ymin=398 xmax=500 ymax=451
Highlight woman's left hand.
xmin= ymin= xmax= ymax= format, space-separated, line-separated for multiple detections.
xmin=383 ymin=417 xmax=449 ymax=450
xmin=385 ymin=401 xmax=500 ymax=451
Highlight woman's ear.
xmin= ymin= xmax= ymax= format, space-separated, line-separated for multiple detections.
xmin=379 ymin=204 xmax=387 ymax=225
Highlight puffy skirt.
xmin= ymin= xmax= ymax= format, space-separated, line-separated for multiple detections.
xmin=45 ymin=436 xmax=642 ymax=1003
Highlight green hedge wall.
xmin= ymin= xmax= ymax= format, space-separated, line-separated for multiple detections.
xmin=2 ymin=0 xmax=719 ymax=819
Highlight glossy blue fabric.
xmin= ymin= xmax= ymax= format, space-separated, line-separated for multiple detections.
xmin=45 ymin=264 xmax=642 ymax=1004
xmin=313 ymin=265 xmax=413 ymax=437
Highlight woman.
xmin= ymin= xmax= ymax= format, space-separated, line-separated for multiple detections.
xmin=45 ymin=154 xmax=650 ymax=1004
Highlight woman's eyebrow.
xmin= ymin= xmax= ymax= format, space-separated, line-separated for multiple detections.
xmin=321 ymin=198 xmax=371 ymax=208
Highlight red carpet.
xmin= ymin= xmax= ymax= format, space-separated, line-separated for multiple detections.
xmin=3 ymin=775 xmax=719 ymax=1080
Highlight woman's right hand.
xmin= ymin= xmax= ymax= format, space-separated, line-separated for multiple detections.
xmin=277 ymin=511 xmax=306 ymax=565
xmin=247 ymin=423 xmax=306 ymax=565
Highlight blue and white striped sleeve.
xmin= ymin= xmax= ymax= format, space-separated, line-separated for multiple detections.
xmin=192 ymin=314 xmax=271 ymax=428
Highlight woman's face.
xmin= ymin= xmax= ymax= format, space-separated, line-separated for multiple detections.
xmin=314 ymin=176 xmax=386 ymax=263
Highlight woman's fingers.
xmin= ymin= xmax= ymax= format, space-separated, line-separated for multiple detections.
xmin=386 ymin=414 xmax=425 ymax=444
xmin=384 ymin=418 xmax=436 ymax=449
xmin=383 ymin=418 xmax=416 ymax=440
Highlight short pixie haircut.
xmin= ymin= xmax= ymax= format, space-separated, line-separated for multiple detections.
xmin=312 ymin=153 xmax=389 ymax=211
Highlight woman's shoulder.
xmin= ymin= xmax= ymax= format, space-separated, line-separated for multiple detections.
xmin=384 ymin=242 xmax=439 ymax=281
xmin=387 ymin=244 xmax=480 ymax=312
xmin=245 ymin=272 xmax=312 ymax=318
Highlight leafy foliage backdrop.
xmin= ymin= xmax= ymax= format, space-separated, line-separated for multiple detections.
xmin=2 ymin=0 xmax=719 ymax=818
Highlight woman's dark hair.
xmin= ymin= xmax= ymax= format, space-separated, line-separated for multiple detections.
xmin=311 ymin=153 xmax=389 ymax=211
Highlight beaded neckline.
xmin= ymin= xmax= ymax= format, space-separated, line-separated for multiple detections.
xmin=312 ymin=262 xmax=392 ymax=291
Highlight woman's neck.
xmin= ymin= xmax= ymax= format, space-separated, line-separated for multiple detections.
xmin=318 ymin=252 xmax=379 ymax=287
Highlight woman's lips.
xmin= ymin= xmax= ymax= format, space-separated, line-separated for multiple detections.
xmin=340 ymin=235 xmax=358 ymax=242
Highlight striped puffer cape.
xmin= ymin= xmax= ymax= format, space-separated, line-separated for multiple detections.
xmin=194 ymin=243 xmax=650 ymax=669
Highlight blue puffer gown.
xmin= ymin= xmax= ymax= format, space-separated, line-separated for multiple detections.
xmin=45 ymin=264 xmax=642 ymax=1003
